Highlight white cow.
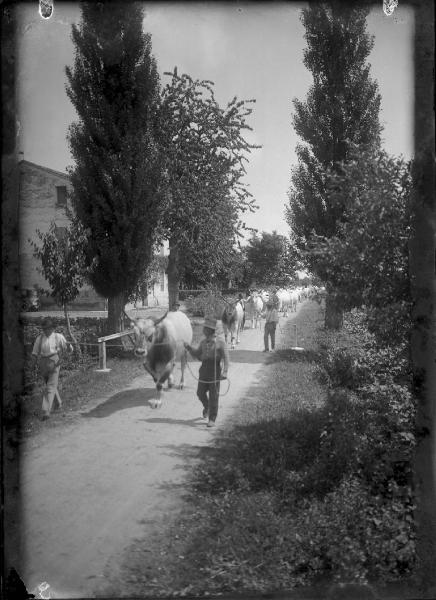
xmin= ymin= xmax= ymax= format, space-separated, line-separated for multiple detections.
xmin=132 ymin=311 xmax=193 ymax=408
xmin=222 ymin=301 xmax=244 ymax=349
xmin=276 ymin=288 xmax=292 ymax=316
xmin=245 ymin=292 xmax=264 ymax=329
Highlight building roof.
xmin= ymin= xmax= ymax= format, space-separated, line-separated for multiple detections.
xmin=19 ymin=159 xmax=70 ymax=181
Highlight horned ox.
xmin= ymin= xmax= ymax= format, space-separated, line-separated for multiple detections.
xmin=132 ymin=311 xmax=193 ymax=408
xmin=221 ymin=300 xmax=244 ymax=349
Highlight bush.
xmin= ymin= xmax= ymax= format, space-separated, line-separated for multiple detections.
xmin=291 ymin=477 xmax=415 ymax=583
xmin=183 ymin=288 xmax=226 ymax=318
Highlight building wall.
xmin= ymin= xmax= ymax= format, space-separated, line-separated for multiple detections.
xmin=19 ymin=160 xmax=103 ymax=309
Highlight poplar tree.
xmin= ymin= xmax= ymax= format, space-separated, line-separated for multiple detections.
xmin=65 ymin=1 xmax=162 ymax=333
xmin=287 ymin=2 xmax=381 ymax=328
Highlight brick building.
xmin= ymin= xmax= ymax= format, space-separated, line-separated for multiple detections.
xmin=19 ymin=160 xmax=168 ymax=310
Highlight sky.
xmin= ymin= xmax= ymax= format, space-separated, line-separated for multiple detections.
xmin=16 ymin=1 xmax=414 ymax=239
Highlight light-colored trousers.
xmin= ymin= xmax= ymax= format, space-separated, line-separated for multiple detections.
xmin=39 ymin=357 xmax=61 ymax=416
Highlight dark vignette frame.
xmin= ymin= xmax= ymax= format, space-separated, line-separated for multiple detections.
xmin=1 ymin=1 xmax=434 ymax=598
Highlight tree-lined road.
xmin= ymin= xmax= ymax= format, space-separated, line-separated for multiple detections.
xmin=18 ymin=313 xmax=299 ymax=598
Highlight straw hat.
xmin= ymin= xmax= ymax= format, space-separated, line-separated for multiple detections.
xmin=203 ymin=316 xmax=217 ymax=331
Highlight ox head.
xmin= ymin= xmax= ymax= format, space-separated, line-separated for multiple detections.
xmin=132 ymin=312 xmax=176 ymax=408
xmin=131 ymin=312 xmax=167 ymax=357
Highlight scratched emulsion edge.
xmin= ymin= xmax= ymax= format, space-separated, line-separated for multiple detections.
xmin=0 ymin=1 xmax=433 ymax=599
xmin=410 ymin=0 xmax=436 ymax=591
xmin=1 ymin=0 xmax=26 ymax=595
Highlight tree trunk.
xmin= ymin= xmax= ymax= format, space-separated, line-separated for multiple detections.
xmin=324 ymin=291 xmax=343 ymax=330
xmin=166 ymin=242 xmax=180 ymax=309
xmin=410 ymin=2 xmax=436 ymax=591
xmin=63 ymin=303 xmax=81 ymax=355
xmin=107 ymin=292 xmax=126 ymax=336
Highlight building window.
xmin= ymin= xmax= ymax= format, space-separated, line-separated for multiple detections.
xmin=160 ymin=270 xmax=165 ymax=291
xmin=56 ymin=186 xmax=67 ymax=208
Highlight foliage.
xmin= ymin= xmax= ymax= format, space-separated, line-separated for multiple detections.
xmin=307 ymin=149 xmax=412 ymax=346
xmin=128 ymin=252 xmax=168 ymax=304
xmin=30 ymin=216 xmax=88 ymax=309
xmin=243 ymin=231 xmax=299 ymax=288
xmin=183 ymin=287 xmax=227 ymax=318
xmin=157 ymin=70 xmax=260 ymax=299
xmin=65 ymin=1 xmax=162 ymax=328
xmin=286 ymin=3 xmax=381 ymax=329
xmin=287 ymin=3 xmax=381 ymax=249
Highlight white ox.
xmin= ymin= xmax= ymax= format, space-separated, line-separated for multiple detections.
xmin=245 ymin=292 xmax=264 ymax=329
xmin=221 ymin=301 xmax=244 ymax=349
xmin=132 ymin=311 xmax=193 ymax=408
xmin=276 ymin=288 xmax=292 ymax=316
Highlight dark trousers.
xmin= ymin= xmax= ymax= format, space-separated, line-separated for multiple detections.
xmin=264 ymin=322 xmax=277 ymax=350
xmin=197 ymin=380 xmax=220 ymax=422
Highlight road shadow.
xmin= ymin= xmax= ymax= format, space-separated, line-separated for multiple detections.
xmin=81 ymin=387 xmax=156 ymax=418
xmin=137 ymin=417 xmax=206 ymax=429
xmin=273 ymin=348 xmax=318 ymax=363
xmin=227 ymin=348 xmax=273 ymax=363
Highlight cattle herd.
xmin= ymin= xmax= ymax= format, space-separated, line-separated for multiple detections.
xmin=131 ymin=285 xmax=322 ymax=407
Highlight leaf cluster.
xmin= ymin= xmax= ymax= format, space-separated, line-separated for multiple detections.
xmin=244 ymin=231 xmax=299 ymax=288
xmin=31 ymin=216 xmax=89 ymax=308
xmin=158 ymin=70 xmax=260 ymax=281
xmin=306 ymin=149 xmax=412 ymax=345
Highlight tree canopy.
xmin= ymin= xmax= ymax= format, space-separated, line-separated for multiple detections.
xmin=307 ymin=148 xmax=412 ymax=345
xmin=286 ymin=2 xmax=381 ymax=327
xmin=157 ymin=70 xmax=259 ymax=304
xmin=65 ymin=1 xmax=162 ymax=330
xmin=31 ymin=216 xmax=88 ymax=345
xmin=244 ymin=231 xmax=298 ymax=289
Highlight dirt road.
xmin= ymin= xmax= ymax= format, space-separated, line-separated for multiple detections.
xmin=19 ymin=310 xmax=301 ymax=598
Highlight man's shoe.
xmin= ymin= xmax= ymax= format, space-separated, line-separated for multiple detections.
xmin=202 ymin=408 xmax=208 ymax=419
xmin=207 ymin=420 xmax=215 ymax=428
xmin=263 ymin=349 xmax=269 ymax=352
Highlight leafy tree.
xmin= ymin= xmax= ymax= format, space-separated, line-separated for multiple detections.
xmin=158 ymin=70 xmax=259 ymax=307
xmin=286 ymin=2 xmax=382 ymax=328
xmin=129 ymin=252 xmax=168 ymax=306
xmin=245 ymin=231 xmax=297 ymax=288
xmin=307 ymin=149 xmax=412 ymax=346
xmin=31 ymin=217 xmax=88 ymax=348
xmin=65 ymin=1 xmax=162 ymax=333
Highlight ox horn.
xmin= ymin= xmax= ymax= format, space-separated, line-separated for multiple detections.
xmin=154 ymin=310 xmax=169 ymax=326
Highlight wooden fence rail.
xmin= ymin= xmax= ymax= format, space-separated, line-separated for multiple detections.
xmin=96 ymin=328 xmax=135 ymax=372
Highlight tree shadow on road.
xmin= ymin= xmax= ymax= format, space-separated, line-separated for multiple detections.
xmin=229 ymin=348 xmax=317 ymax=364
xmin=137 ymin=417 xmax=206 ymax=429
xmin=228 ymin=349 xmax=273 ymax=363
xmin=80 ymin=387 xmax=156 ymax=418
